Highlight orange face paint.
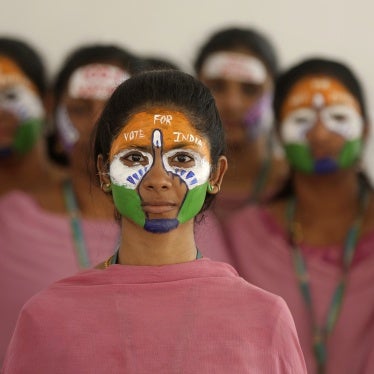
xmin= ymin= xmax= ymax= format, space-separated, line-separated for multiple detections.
xmin=280 ymin=75 xmax=361 ymax=122
xmin=110 ymin=108 xmax=210 ymax=161
xmin=0 ymin=56 xmax=37 ymax=93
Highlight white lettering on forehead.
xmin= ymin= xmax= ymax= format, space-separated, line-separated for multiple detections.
xmin=154 ymin=114 xmax=172 ymax=125
xmin=173 ymin=131 xmax=203 ymax=147
xmin=201 ymin=52 xmax=267 ymax=84
xmin=68 ymin=64 xmax=130 ymax=100
xmin=122 ymin=129 xmax=145 ymax=141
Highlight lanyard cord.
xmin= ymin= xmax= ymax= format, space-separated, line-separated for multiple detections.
xmin=249 ymin=134 xmax=273 ymax=203
xmin=63 ymin=179 xmax=91 ymax=269
xmin=285 ymin=184 xmax=369 ymax=374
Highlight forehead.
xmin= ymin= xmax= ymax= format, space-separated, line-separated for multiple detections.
xmin=0 ymin=55 xmax=34 ymax=90
xmin=281 ymin=75 xmax=360 ymax=116
xmin=110 ymin=108 xmax=210 ymax=159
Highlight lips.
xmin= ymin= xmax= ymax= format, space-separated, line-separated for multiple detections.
xmin=141 ymin=201 xmax=177 ymax=214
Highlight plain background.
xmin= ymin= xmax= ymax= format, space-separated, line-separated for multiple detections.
xmin=1 ymin=0 xmax=373 ymax=178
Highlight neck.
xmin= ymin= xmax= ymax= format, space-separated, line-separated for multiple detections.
xmin=223 ymin=138 xmax=266 ymax=193
xmin=0 ymin=141 xmax=56 ymax=195
xmin=117 ymin=218 xmax=198 ymax=266
xmin=68 ymin=169 xmax=115 ymax=220
xmin=293 ymin=168 xmax=360 ymax=221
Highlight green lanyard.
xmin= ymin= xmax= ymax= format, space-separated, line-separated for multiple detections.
xmin=63 ymin=179 xmax=91 ymax=269
xmin=286 ymin=185 xmax=369 ymax=374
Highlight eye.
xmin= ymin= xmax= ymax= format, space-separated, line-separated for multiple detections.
xmin=169 ymin=152 xmax=195 ymax=167
xmin=329 ymin=113 xmax=348 ymax=123
xmin=120 ymin=151 xmax=148 ymax=166
xmin=205 ymin=79 xmax=227 ymax=94
xmin=66 ymin=101 xmax=92 ymax=117
xmin=241 ymin=83 xmax=262 ymax=97
xmin=294 ymin=116 xmax=311 ymax=125
xmin=5 ymin=89 xmax=18 ymax=100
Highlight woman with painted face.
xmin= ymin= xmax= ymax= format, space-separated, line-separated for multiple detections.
xmin=194 ymin=26 xmax=289 ymax=219
xmin=0 ymin=37 xmax=63 ymax=195
xmin=0 ymin=43 xmax=141 ymax=362
xmin=3 ymin=70 xmax=307 ymax=373
xmin=224 ymin=58 xmax=374 ymax=374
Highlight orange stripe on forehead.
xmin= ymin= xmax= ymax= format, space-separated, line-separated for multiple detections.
xmin=0 ymin=55 xmax=37 ymax=93
xmin=281 ymin=76 xmax=361 ymax=120
xmin=109 ymin=108 xmax=210 ymax=160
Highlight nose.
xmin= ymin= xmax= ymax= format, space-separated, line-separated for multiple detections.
xmin=307 ymin=116 xmax=330 ymax=143
xmin=140 ymin=140 xmax=173 ymax=192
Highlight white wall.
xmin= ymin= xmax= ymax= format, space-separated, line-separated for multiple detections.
xmin=2 ymin=0 xmax=374 ymax=177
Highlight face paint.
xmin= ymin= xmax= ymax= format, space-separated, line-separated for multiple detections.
xmin=280 ymin=76 xmax=364 ymax=174
xmin=243 ymin=93 xmax=273 ymax=140
xmin=68 ymin=64 xmax=130 ymax=101
xmin=55 ymin=104 xmax=79 ymax=151
xmin=201 ymin=52 xmax=267 ymax=84
xmin=109 ymin=109 xmax=211 ymax=233
xmin=57 ymin=64 xmax=130 ymax=153
xmin=0 ymin=56 xmax=44 ymax=156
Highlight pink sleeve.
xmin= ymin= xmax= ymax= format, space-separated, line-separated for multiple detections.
xmin=269 ymin=297 xmax=307 ymax=374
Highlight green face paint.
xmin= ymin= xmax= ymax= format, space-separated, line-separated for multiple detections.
xmin=12 ymin=119 xmax=43 ymax=154
xmin=109 ymin=110 xmax=212 ymax=233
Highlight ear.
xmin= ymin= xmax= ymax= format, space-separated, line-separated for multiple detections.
xmin=207 ymin=155 xmax=228 ymax=194
xmin=97 ymin=154 xmax=111 ymax=192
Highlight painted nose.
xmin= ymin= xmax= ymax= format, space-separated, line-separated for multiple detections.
xmin=140 ymin=132 xmax=173 ymax=192
xmin=307 ymin=117 xmax=330 ymax=143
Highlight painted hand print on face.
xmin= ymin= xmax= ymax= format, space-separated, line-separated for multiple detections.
xmin=0 ymin=56 xmax=44 ymax=157
xmin=109 ymin=109 xmax=211 ymax=233
xmin=280 ymin=76 xmax=364 ymax=174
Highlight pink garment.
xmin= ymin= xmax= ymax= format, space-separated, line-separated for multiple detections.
xmin=194 ymin=210 xmax=232 ymax=263
xmin=2 ymin=259 xmax=306 ymax=373
xmin=0 ymin=191 xmax=120 ymax=363
xmin=224 ymin=205 xmax=374 ymax=374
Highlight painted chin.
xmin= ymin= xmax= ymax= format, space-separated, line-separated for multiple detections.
xmin=144 ymin=218 xmax=179 ymax=233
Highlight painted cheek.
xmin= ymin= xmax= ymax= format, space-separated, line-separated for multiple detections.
xmin=109 ymin=150 xmax=153 ymax=189
xmin=281 ymin=108 xmax=316 ymax=144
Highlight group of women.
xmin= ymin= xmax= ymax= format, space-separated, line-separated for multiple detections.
xmin=0 ymin=25 xmax=373 ymax=374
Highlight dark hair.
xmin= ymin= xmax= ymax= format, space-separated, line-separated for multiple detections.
xmin=142 ymin=55 xmax=180 ymax=71
xmin=93 ymin=69 xmax=226 ymax=211
xmin=273 ymin=57 xmax=369 ymax=124
xmin=0 ymin=37 xmax=47 ymax=96
xmin=271 ymin=57 xmax=371 ymax=200
xmin=194 ymin=26 xmax=278 ymax=79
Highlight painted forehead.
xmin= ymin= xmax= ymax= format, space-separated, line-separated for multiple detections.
xmin=67 ymin=63 xmax=130 ymax=100
xmin=201 ymin=51 xmax=267 ymax=84
xmin=0 ymin=55 xmax=36 ymax=91
xmin=110 ymin=109 xmax=210 ymax=160
xmin=281 ymin=75 xmax=361 ymax=119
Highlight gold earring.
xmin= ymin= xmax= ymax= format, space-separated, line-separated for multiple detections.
xmin=101 ymin=182 xmax=112 ymax=193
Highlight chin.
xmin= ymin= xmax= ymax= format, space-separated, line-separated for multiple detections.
xmin=144 ymin=218 xmax=179 ymax=233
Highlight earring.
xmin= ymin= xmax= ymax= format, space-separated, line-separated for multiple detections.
xmin=207 ymin=184 xmax=214 ymax=192
xmin=101 ymin=182 xmax=112 ymax=193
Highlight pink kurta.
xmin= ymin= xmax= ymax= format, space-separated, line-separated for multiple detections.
xmin=224 ymin=205 xmax=374 ymax=374
xmin=2 ymin=259 xmax=306 ymax=373
xmin=0 ymin=191 xmax=120 ymax=363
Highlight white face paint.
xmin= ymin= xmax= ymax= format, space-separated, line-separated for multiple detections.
xmin=109 ymin=131 xmax=211 ymax=190
xmin=281 ymin=93 xmax=364 ymax=144
xmin=68 ymin=64 xmax=130 ymax=100
xmin=201 ymin=52 xmax=267 ymax=84
xmin=0 ymin=84 xmax=44 ymax=122
xmin=55 ymin=104 xmax=79 ymax=149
